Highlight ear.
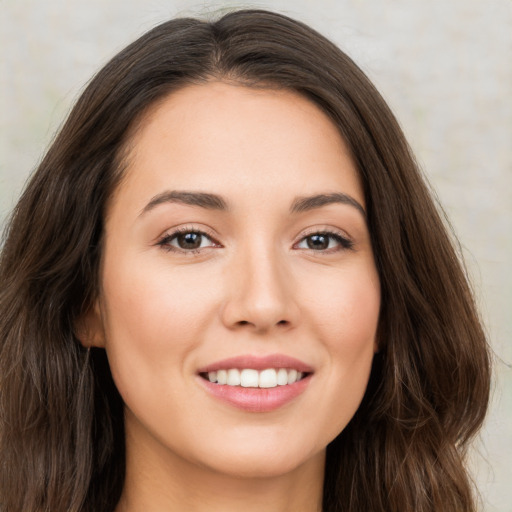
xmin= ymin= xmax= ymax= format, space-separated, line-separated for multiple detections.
xmin=75 ymin=301 xmax=106 ymax=348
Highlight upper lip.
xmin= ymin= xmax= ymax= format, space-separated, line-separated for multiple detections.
xmin=197 ymin=354 xmax=314 ymax=373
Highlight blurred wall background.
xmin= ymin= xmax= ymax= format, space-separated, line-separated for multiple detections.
xmin=1 ymin=0 xmax=511 ymax=510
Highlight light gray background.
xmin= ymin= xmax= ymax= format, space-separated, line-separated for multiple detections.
xmin=1 ymin=1 xmax=511 ymax=510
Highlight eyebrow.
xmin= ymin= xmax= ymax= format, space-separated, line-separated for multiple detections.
xmin=290 ymin=193 xmax=366 ymax=218
xmin=139 ymin=190 xmax=365 ymax=218
xmin=140 ymin=190 xmax=228 ymax=216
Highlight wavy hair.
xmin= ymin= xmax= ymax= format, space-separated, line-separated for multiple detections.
xmin=0 ymin=9 xmax=490 ymax=512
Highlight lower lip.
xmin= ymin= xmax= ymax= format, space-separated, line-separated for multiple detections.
xmin=198 ymin=375 xmax=311 ymax=412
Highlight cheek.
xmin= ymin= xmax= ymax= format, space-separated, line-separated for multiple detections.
xmin=98 ymin=256 xmax=220 ymax=391
xmin=103 ymin=254 xmax=215 ymax=338
xmin=304 ymin=265 xmax=380 ymax=435
xmin=309 ymin=263 xmax=380 ymax=350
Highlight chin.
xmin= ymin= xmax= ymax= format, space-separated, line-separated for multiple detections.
xmin=194 ymin=436 xmax=325 ymax=479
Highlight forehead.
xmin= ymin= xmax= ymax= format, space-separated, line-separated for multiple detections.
xmin=109 ymin=81 xmax=363 ymax=216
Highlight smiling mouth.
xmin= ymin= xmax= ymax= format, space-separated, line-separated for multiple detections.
xmin=200 ymin=368 xmax=310 ymax=388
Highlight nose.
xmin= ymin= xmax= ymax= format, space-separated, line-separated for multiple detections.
xmin=221 ymin=245 xmax=300 ymax=334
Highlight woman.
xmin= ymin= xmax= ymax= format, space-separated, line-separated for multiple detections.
xmin=0 ymin=9 xmax=490 ymax=512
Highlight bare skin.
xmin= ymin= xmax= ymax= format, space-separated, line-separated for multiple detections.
xmin=116 ymin=415 xmax=325 ymax=511
xmin=80 ymin=82 xmax=380 ymax=512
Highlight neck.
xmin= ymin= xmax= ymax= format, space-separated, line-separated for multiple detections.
xmin=115 ymin=416 xmax=325 ymax=512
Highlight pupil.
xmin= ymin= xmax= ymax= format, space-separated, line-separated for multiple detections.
xmin=307 ymin=234 xmax=328 ymax=250
xmin=178 ymin=232 xmax=201 ymax=249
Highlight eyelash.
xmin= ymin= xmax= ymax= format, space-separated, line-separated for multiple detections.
xmin=294 ymin=230 xmax=354 ymax=252
xmin=156 ymin=228 xmax=354 ymax=254
xmin=156 ymin=227 xmax=220 ymax=254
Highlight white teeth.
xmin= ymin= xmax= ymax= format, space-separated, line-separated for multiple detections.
xmin=287 ymin=369 xmax=297 ymax=385
xmin=206 ymin=368 xmax=306 ymax=388
xmin=216 ymin=369 xmax=227 ymax=385
xmin=227 ymin=369 xmax=241 ymax=386
xmin=277 ymin=368 xmax=288 ymax=386
xmin=259 ymin=368 xmax=277 ymax=388
xmin=240 ymin=369 xmax=259 ymax=387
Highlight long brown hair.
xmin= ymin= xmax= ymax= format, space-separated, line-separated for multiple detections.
xmin=0 ymin=9 xmax=490 ymax=511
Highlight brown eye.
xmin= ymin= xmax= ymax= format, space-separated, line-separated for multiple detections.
xmin=175 ymin=232 xmax=203 ymax=250
xmin=306 ymin=234 xmax=329 ymax=250
xmin=158 ymin=230 xmax=218 ymax=252
xmin=296 ymin=232 xmax=354 ymax=251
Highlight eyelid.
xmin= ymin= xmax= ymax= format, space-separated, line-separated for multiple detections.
xmin=155 ymin=225 xmax=222 ymax=253
xmin=154 ymin=224 xmax=354 ymax=254
xmin=293 ymin=226 xmax=354 ymax=252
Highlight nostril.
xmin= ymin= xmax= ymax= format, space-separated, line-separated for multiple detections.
xmin=232 ymin=320 xmax=290 ymax=331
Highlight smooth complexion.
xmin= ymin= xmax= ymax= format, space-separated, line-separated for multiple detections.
xmin=81 ymin=82 xmax=381 ymax=512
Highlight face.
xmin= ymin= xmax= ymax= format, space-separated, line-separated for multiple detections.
xmin=86 ymin=82 xmax=380 ymax=479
